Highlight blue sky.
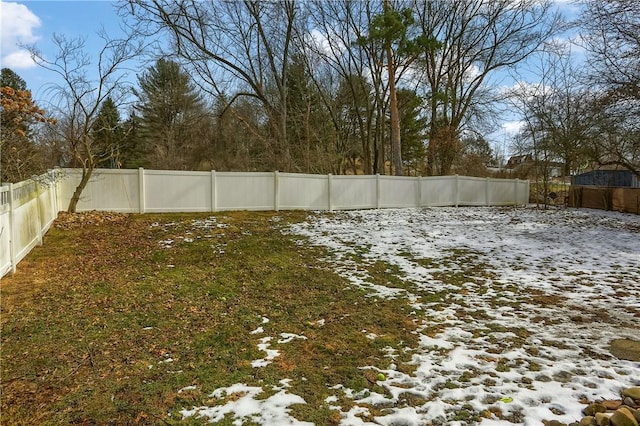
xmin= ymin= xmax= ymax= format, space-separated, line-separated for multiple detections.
xmin=1 ymin=1 xmax=132 ymax=100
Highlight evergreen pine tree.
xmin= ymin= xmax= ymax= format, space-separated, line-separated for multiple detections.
xmin=135 ymin=59 xmax=205 ymax=170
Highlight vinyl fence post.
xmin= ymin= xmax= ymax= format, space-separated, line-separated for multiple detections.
xmin=138 ymin=167 xmax=145 ymax=213
xmin=328 ymin=173 xmax=333 ymax=212
xmin=51 ymin=169 xmax=58 ymax=215
xmin=514 ymin=178 xmax=519 ymax=206
xmin=211 ymin=170 xmax=217 ymax=212
xmin=274 ymin=171 xmax=279 ymax=212
xmin=34 ymin=180 xmax=43 ymax=246
xmin=8 ymin=183 xmax=16 ymax=274
xmin=485 ymin=177 xmax=490 ymax=206
xmin=417 ymin=176 xmax=422 ymax=207
xmin=55 ymin=168 xmax=63 ymax=213
xmin=455 ymin=175 xmax=460 ymax=208
xmin=376 ymin=174 xmax=381 ymax=209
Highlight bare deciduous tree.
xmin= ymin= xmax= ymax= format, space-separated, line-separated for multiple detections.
xmin=579 ymin=0 xmax=640 ymax=101
xmin=509 ymin=46 xmax=593 ymax=176
xmin=416 ymin=0 xmax=562 ymax=175
xmin=125 ymin=0 xmax=298 ymax=171
xmin=302 ymin=0 xmax=385 ymax=174
xmin=29 ymin=31 xmax=143 ymax=212
xmin=578 ymin=0 xmax=640 ymax=175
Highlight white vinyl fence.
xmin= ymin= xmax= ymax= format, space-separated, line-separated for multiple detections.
xmin=1 ymin=168 xmax=528 ymax=278
xmin=1 ymin=172 xmax=60 ymax=278
xmin=59 ymin=168 xmax=529 ymax=212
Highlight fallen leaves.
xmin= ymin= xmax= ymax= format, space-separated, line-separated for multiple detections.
xmin=54 ymin=211 xmax=130 ymax=230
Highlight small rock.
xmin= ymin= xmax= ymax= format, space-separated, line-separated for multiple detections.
xmin=543 ymin=421 xmax=567 ymax=426
xmin=631 ymin=408 xmax=640 ymax=423
xmin=580 ymin=416 xmax=596 ymax=426
xmin=596 ymin=412 xmax=612 ymax=426
xmin=585 ymin=403 xmax=608 ymax=416
xmin=622 ymin=388 xmax=640 ymax=402
xmin=610 ymin=407 xmax=639 ymax=426
xmin=624 ymin=397 xmax=639 ymax=409
xmin=603 ymin=400 xmax=624 ymax=411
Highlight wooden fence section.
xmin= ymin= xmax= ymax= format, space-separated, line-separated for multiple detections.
xmin=1 ymin=168 xmax=529 ymax=279
xmin=568 ymin=186 xmax=640 ymax=214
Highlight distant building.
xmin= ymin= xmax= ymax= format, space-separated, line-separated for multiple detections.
xmin=506 ymin=154 xmax=533 ymax=169
xmin=505 ymin=154 xmax=562 ymax=179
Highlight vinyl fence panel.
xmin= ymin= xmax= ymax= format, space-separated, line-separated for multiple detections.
xmin=331 ymin=175 xmax=377 ymax=210
xmin=489 ymin=178 xmax=520 ymax=205
xmin=37 ymin=179 xmax=58 ymax=230
xmin=279 ymin=173 xmax=329 ymax=210
xmin=379 ymin=176 xmax=421 ymax=208
xmin=0 ymin=185 xmax=12 ymax=277
xmin=420 ymin=176 xmax=457 ymax=206
xmin=145 ymin=170 xmax=212 ymax=212
xmin=10 ymin=181 xmax=42 ymax=265
xmin=458 ymin=176 xmax=487 ymax=206
xmin=1 ymin=174 xmax=59 ymax=279
xmin=517 ymin=180 xmax=529 ymax=204
xmin=60 ymin=168 xmax=140 ymax=213
xmin=215 ymin=172 xmax=276 ymax=211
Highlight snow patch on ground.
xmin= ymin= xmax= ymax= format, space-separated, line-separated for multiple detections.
xmin=180 ymin=383 xmax=313 ymax=425
xmin=252 ymin=337 xmax=280 ymax=368
xmin=289 ymin=207 xmax=640 ymax=425
xmin=178 ymin=207 xmax=639 ymax=425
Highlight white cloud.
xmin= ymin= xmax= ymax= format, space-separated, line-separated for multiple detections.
xmin=308 ymin=29 xmax=333 ymax=56
xmin=2 ymin=49 xmax=37 ymax=69
xmin=463 ymin=63 xmax=481 ymax=82
xmin=307 ymin=28 xmax=347 ymax=61
xmin=501 ymin=120 xmax=525 ymax=135
xmin=0 ymin=1 xmax=41 ymax=69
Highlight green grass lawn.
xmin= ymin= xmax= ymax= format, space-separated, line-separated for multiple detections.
xmin=1 ymin=211 xmax=419 ymax=425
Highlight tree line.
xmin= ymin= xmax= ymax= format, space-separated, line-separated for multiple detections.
xmin=1 ymin=0 xmax=638 ymax=211
xmin=508 ymin=1 xmax=640 ymax=200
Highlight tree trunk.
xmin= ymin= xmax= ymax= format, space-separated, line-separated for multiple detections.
xmin=68 ymin=162 xmax=93 ymax=213
xmin=387 ymin=44 xmax=403 ymax=176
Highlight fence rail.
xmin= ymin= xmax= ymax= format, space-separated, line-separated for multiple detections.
xmin=1 ymin=168 xmax=529 ymax=279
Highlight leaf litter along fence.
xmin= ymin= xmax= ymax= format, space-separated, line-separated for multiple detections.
xmin=1 ymin=168 xmax=529 ymax=278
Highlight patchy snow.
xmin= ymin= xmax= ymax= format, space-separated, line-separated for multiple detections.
xmin=278 ymin=333 xmax=308 ymax=344
xmin=179 ymin=207 xmax=640 ymax=425
xmin=252 ymin=337 xmax=280 ymax=368
xmin=250 ymin=332 xmax=307 ymax=368
xmin=292 ymin=207 xmax=640 ymax=425
xmin=180 ymin=383 xmax=313 ymax=425
xmin=364 ymin=331 xmax=379 ymax=340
